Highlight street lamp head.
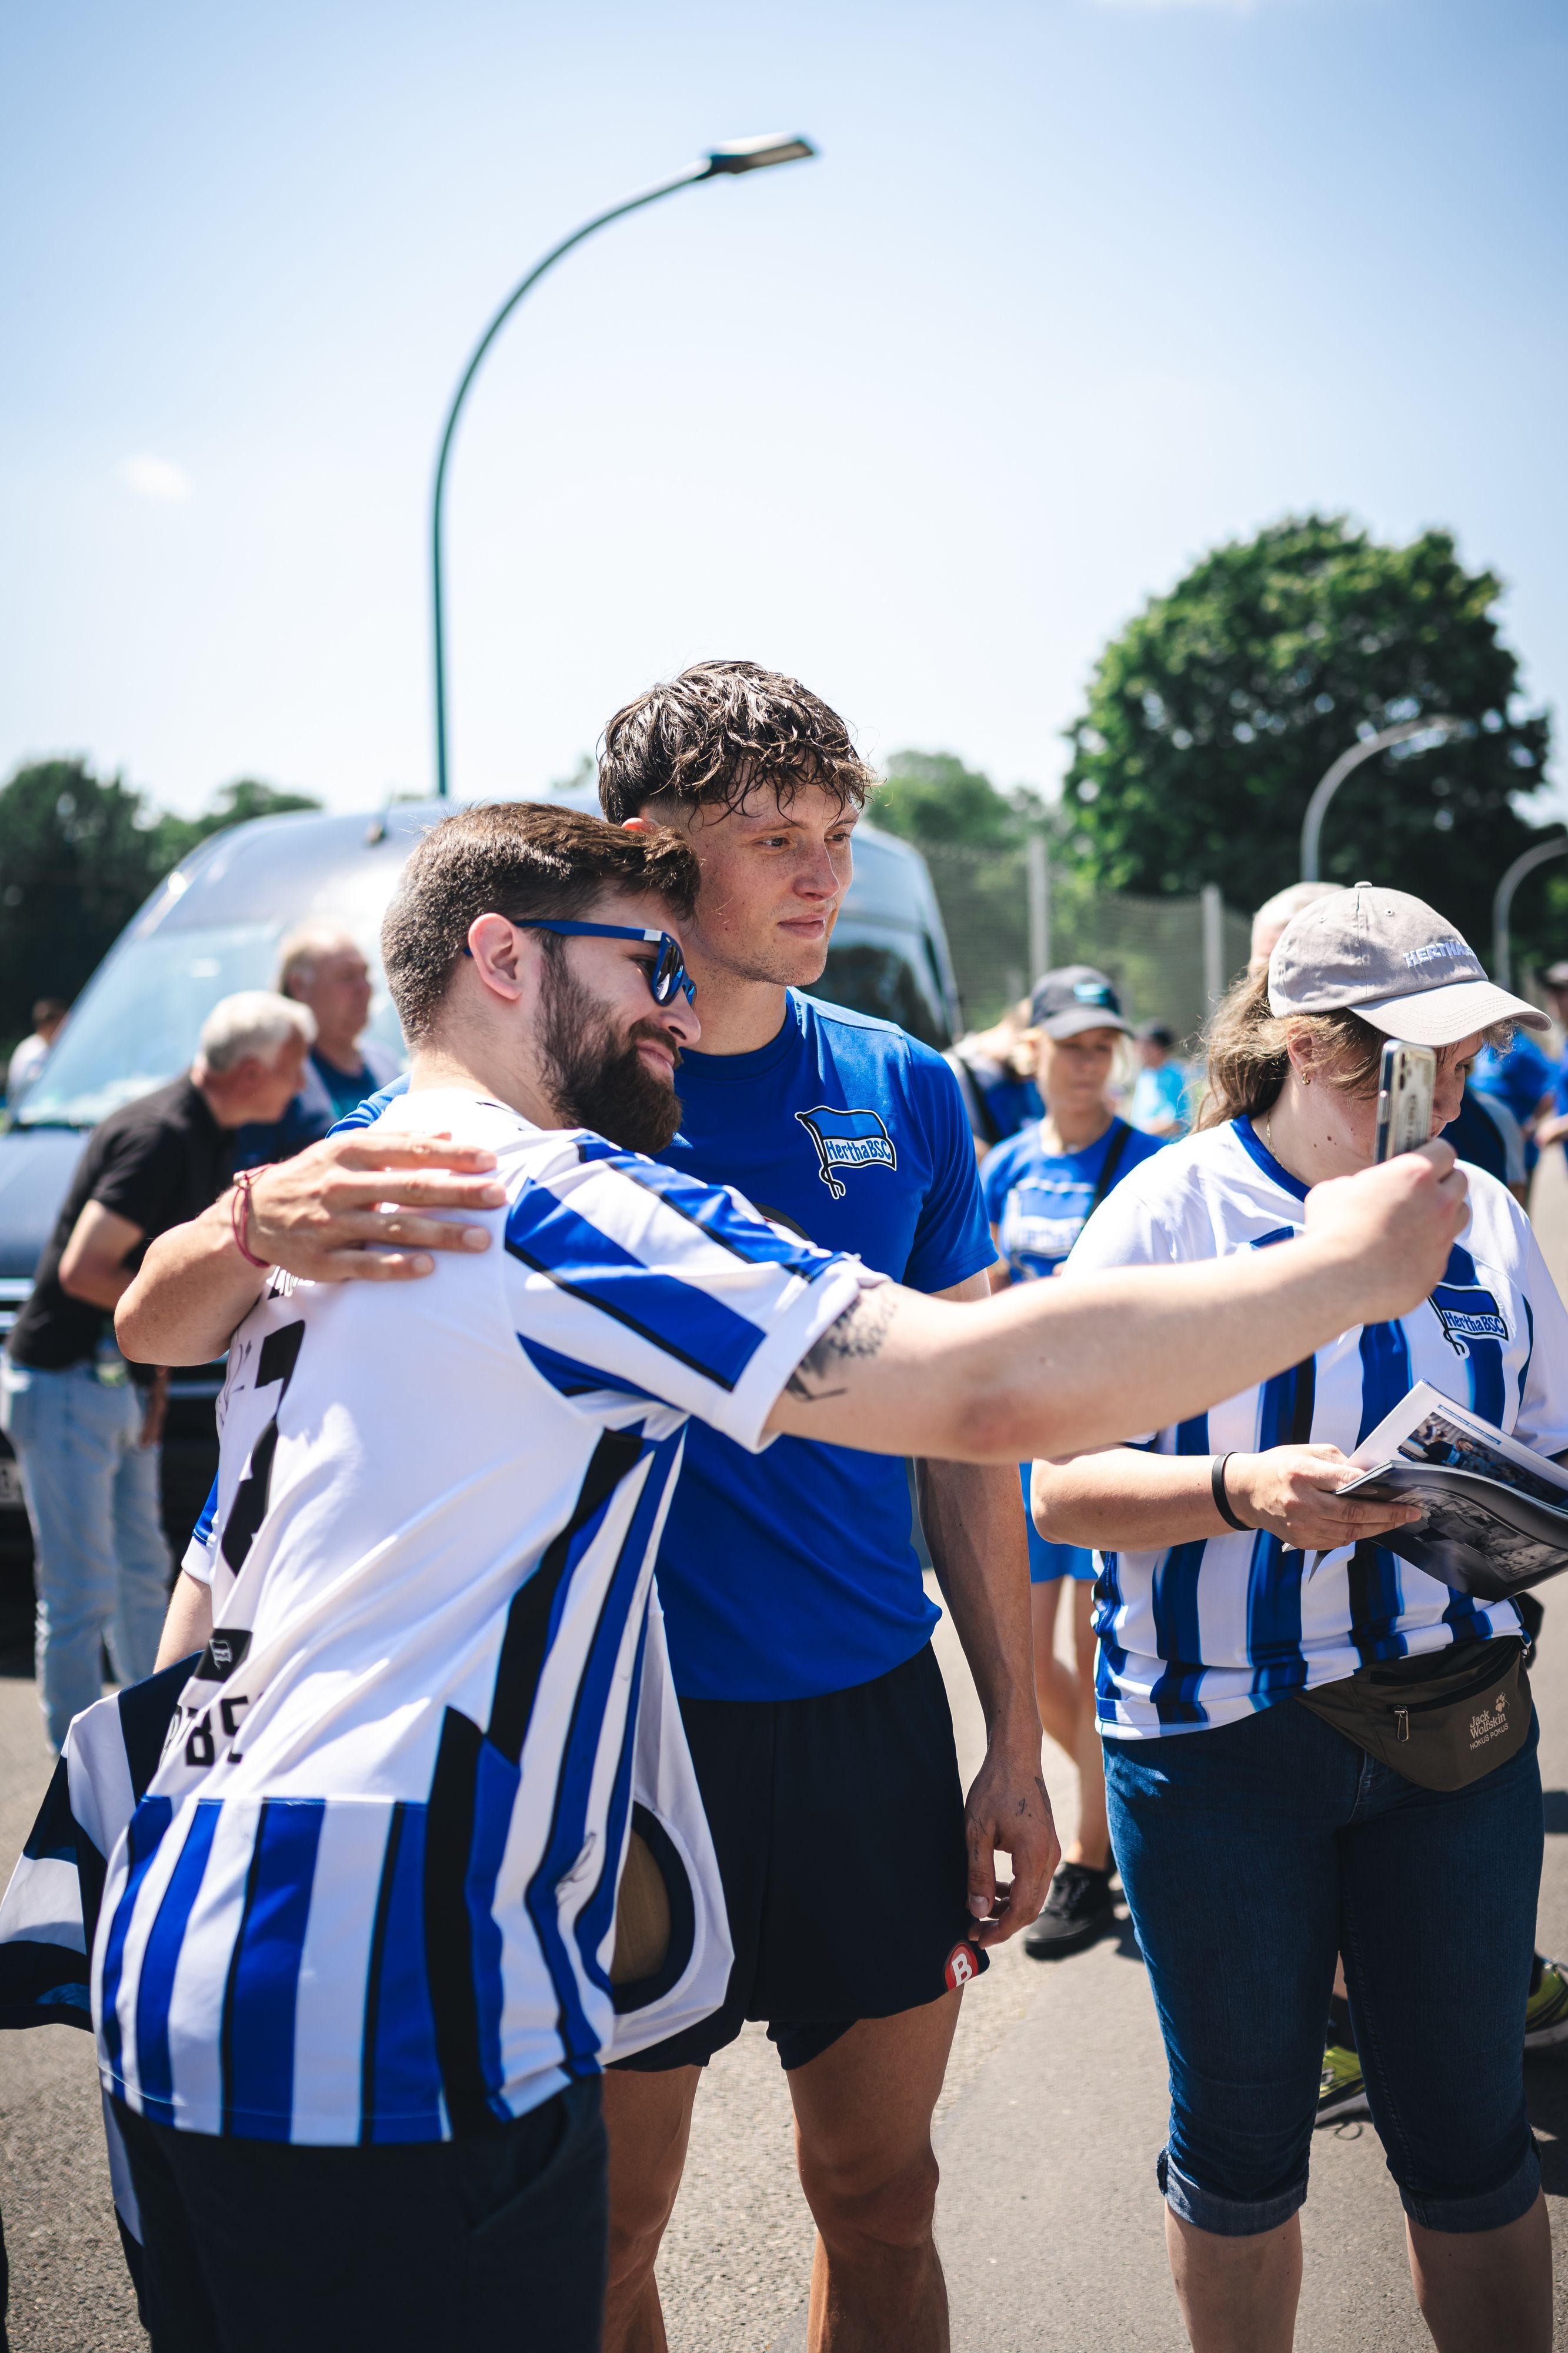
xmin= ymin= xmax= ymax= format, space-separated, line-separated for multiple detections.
xmin=702 ymin=134 xmax=816 ymax=176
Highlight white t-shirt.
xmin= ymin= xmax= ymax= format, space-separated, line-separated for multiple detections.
xmin=93 ymin=1089 xmax=866 ymax=2142
xmin=1065 ymin=1115 xmax=1568 ymax=1738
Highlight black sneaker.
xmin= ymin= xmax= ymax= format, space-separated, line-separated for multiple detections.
xmin=1023 ymin=1862 xmax=1116 ymax=1958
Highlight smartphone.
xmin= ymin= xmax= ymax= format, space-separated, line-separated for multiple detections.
xmin=1373 ymin=1041 xmax=1437 ymax=1162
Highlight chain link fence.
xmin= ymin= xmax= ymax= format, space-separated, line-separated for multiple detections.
xmin=916 ymin=838 xmax=1252 ymax=1046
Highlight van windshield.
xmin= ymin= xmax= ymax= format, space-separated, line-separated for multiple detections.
xmin=16 ymin=922 xmax=405 ymax=1129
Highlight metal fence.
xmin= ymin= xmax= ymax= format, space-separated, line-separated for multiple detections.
xmin=916 ymin=839 xmax=1252 ymax=1046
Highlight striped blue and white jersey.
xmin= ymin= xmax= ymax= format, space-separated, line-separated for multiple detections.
xmin=92 ymin=1088 xmax=866 ymax=2144
xmin=1065 ymin=1115 xmax=1568 ymax=1739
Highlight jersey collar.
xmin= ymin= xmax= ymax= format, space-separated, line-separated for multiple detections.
xmin=1233 ymin=1115 xmax=1309 ymax=1203
xmin=675 ymin=992 xmax=802 ymax=1085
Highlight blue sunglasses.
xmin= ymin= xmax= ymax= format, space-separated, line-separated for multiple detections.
xmin=465 ymin=919 xmax=695 ymax=1006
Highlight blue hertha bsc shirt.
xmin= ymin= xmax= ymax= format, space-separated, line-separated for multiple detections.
xmin=332 ymin=998 xmax=992 ymax=1704
xmin=653 ymin=993 xmax=993 ymax=1700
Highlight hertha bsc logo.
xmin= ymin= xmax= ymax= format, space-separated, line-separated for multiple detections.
xmin=795 ymin=1105 xmax=897 ymax=1201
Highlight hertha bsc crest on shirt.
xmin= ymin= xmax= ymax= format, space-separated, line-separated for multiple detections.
xmin=1430 ymin=1279 xmax=1510 ymax=1344
xmin=795 ymin=1105 xmax=898 ymax=1201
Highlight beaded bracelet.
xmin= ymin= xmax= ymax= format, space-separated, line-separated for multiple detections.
xmin=230 ymin=1165 xmax=274 ymax=1269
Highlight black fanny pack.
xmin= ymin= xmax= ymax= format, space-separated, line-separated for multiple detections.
xmin=1295 ymin=1635 xmax=1530 ymax=1791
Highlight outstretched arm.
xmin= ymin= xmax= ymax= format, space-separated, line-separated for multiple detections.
xmin=764 ymin=1144 xmax=1467 ymax=1465
xmin=117 ymin=1132 xmax=508 ymax=1365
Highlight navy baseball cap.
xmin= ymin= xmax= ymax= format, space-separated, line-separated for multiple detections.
xmin=1028 ymin=965 xmax=1133 ymax=1040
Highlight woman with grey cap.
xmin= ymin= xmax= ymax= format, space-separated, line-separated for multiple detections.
xmin=1030 ymin=885 xmax=1563 ymax=2351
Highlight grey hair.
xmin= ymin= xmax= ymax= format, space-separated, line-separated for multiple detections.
xmin=275 ymin=925 xmax=361 ymax=998
xmin=197 ymin=991 xmax=315 ymax=1075
xmin=1249 ymin=881 xmax=1339 ymax=969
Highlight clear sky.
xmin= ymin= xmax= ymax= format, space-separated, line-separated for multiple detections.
xmin=2 ymin=0 xmax=1563 ymax=819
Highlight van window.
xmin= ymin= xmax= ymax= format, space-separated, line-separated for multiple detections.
xmin=818 ymin=941 xmax=948 ymax=1048
xmin=16 ymin=924 xmax=286 ymax=1127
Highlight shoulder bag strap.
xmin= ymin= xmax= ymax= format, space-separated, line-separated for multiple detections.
xmin=1088 ymin=1118 xmax=1134 ymax=1216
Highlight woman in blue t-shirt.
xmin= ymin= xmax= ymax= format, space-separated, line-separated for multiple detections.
xmin=982 ymin=965 xmax=1165 ymax=1958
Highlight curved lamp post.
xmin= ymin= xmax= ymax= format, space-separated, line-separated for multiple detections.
xmin=1493 ymin=837 xmax=1568 ymax=989
xmin=1299 ymin=715 xmax=1460 ymax=882
xmin=431 ymin=134 xmax=816 ymax=798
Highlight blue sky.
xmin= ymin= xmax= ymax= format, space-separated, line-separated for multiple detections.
xmin=2 ymin=0 xmax=1564 ymax=818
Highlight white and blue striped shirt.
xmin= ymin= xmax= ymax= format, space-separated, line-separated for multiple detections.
xmin=1066 ymin=1116 xmax=1568 ymax=1738
xmin=92 ymin=1089 xmax=865 ymax=2144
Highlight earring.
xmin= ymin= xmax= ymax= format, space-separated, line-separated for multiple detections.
xmin=1302 ymin=1074 xmax=1312 ymax=1088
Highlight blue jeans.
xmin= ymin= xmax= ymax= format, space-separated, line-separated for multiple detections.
xmin=1 ymin=1358 xmax=170 ymax=1752
xmin=1103 ymin=1695 xmax=1542 ymax=2237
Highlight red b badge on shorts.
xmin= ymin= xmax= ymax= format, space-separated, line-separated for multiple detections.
xmin=945 ymin=1940 xmax=980 ymax=1989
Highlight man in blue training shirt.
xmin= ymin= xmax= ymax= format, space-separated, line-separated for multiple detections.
xmin=235 ymin=663 xmax=1055 ymax=2351
xmin=588 ymin=665 xmax=1056 ymax=2350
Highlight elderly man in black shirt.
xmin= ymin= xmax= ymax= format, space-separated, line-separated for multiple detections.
xmin=2 ymin=990 xmax=312 ymax=1750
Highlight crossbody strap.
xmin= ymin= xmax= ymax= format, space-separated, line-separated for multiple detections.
xmin=1089 ymin=1118 xmax=1134 ymax=1217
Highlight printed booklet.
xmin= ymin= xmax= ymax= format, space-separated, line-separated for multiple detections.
xmin=1334 ymin=1381 xmax=1568 ymax=1600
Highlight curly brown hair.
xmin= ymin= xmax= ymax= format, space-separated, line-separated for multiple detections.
xmin=597 ymin=660 xmax=878 ymax=824
xmin=382 ymin=802 xmax=697 ymax=1044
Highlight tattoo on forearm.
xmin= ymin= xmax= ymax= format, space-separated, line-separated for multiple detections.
xmin=784 ymin=1284 xmax=898 ymax=1404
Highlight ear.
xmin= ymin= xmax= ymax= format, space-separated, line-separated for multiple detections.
xmin=465 ymin=915 xmax=532 ymax=1005
xmin=620 ymin=815 xmax=652 ymax=837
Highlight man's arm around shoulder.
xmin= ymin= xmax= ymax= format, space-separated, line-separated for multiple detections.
xmin=116 ymin=1130 xmax=509 ymax=1365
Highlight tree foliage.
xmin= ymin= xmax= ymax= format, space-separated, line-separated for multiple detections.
xmin=153 ymin=777 xmax=323 ymax=866
xmin=0 ymin=762 xmax=322 ymax=1046
xmin=1060 ymin=515 xmax=1554 ymax=962
xmin=872 ymin=751 xmax=1040 ymax=849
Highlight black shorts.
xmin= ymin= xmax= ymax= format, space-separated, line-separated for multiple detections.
xmin=616 ymin=1642 xmax=982 ymax=2075
xmin=113 ymin=2082 xmax=606 ymax=2353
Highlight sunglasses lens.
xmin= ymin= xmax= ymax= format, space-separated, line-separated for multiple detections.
xmin=650 ymin=938 xmax=681 ymax=1005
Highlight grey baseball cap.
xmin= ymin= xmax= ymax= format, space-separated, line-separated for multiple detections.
xmin=1268 ymin=882 xmax=1549 ymax=1045
xmin=1029 ymin=965 xmax=1133 ymax=1039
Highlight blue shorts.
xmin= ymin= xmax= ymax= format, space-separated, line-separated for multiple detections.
xmin=1020 ymin=1465 xmax=1096 ymax=1584
xmin=1103 ymin=1694 xmax=1542 ymax=2238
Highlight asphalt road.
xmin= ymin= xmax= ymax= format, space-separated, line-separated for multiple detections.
xmin=8 ymin=1153 xmax=1568 ymax=2349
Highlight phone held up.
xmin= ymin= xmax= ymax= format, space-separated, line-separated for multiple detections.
xmin=1373 ymin=1041 xmax=1437 ymax=1164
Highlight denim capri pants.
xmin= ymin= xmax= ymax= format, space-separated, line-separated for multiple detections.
xmin=1103 ymin=1694 xmax=1543 ymax=2238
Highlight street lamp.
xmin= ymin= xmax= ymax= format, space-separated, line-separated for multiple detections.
xmin=1493 ymin=837 xmax=1568 ymax=989
xmin=430 ymin=135 xmax=817 ymax=799
xmin=1299 ymin=715 xmax=1462 ymax=882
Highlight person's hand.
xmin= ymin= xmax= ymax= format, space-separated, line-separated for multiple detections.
xmin=1302 ymin=1140 xmax=1468 ymax=1323
xmin=1534 ymin=1111 xmax=1568 ymax=1151
xmin=1224 ymin=1443 xmax=1420 ymax=1550
xmin=243 ymin=1132 xmax=506 ymax=1283
xmin=962 ymin=1736 xmax=1061 ymax=1949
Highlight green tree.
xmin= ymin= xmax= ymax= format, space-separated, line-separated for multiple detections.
xmin=1060 ymin=515 xmax=1553 ymax=962
xmin=0 ymin=764 xmax=323 ymax=1046
xmin=0 ymin=760 xmax=174 ymax=1045
xmin=873 ymin=751 xmax=1041 ymax=848
xmin=152 ymin=776 xmax=323 ymax=866
xmin=550 ymin=753 xmax=597 ymax=799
